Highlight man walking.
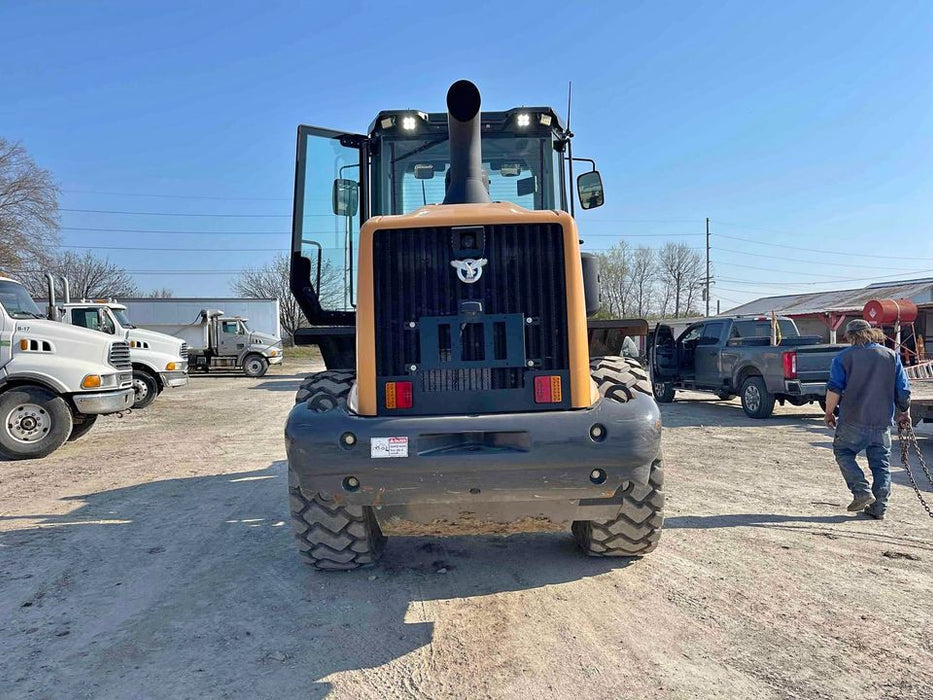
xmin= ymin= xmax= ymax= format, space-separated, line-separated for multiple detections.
xmin=824 ymin=319 xmax=911 ymax=519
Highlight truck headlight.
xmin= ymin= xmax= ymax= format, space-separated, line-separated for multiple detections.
xmin=166 ymin=362 xmax=177 ymax=371
xmin=81 ymin=374 xmax=102 ymax=389
xmin=268 ymin=349 xmax=278 ymax=357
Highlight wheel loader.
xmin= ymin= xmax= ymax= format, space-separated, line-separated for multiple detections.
xmin=285 ymin=80 xmax=664 ymax=570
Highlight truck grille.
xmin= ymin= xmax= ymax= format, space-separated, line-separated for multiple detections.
xmin=372 ymin=223 xmax=568 ymax=409
xmin=179 ymin=342 xmax=188 ymax=360
xmin=109 ymin=341 xmax=132 ymax=370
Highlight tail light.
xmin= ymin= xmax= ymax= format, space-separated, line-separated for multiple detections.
xmin=782 ymin=351 xmax=797 ymax=379
xmin=385 ymin=381 xmax=413 ymax=409
xmin=534 ymin=375 xmax=563 ymax=403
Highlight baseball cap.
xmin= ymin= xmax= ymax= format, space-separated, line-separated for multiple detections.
xmin=846 ymin=319 xmax=872 ymax=333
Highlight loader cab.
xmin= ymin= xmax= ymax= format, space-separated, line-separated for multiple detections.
xmin=289 ymin=99 xmax=604 ymax=367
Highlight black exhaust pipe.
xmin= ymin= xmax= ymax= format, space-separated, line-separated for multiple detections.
xmin=443 ymin=80 xmax=491 ymax=205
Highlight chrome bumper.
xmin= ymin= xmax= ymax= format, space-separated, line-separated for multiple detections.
xmin=160 ymin=370 xmax=189 ymax=388
xmin=72 ymin=388 xmax=134 ymax=415
xmin=268 ymin=355 xmax=284 ymax=365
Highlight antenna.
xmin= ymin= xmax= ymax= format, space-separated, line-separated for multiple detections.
xmin=566 ymin=81 xmax=575 ymax=217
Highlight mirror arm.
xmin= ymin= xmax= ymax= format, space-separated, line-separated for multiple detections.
xmin=570 ymin=157 xmax=597 ymax=173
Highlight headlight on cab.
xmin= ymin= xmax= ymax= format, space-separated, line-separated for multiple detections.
xmin=268 ymin=349 xmax=278 ymax=357
xmin=81 ymin=374 xmax=102 ymax=389
xmin=166 ymin=362 xmax=177 ymax=371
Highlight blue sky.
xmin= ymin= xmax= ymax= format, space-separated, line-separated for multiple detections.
xmin=1 ymin=1 xmax=931 ymax=308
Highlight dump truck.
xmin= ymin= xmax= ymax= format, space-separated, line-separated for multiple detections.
xmin=284 ymin=80 xmax=664 ymax=569
xmin=0 ymin=275 xmax=134 ymax=459
xmin=175 ymin=309 xmax=282 ymax=377
xmin=47 ymin=277 xmax=188 ymax=409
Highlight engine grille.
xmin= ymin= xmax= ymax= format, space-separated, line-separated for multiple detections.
xmin=372 ymin=223 xmax=568 ymax=398
xmin=179 ymin=342 xmax=188 ymax=360
xmin=109 ymin=341 xmax=132 ymax=370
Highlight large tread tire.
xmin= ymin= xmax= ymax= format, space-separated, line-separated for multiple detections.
xmin=131 ymin=369 xmax=159 ymax=409
xmin=0 ymin=386 xmax=73 ymax=460
xmin=572 ymin=457 xmax=665 ymax=556
xmin=590 ymin=356 xmax=652 ymax=403
xmin=68 ymin=414 xmax=98 ymax=442
xmin=289 ymin=466 xmax=386 ymax=570
xmin=294 ymin=370 xmax=355 ymax=408
xmin=740 ymin=375 xmax=775 ymax=419
xmin=243 ymin=354 xmax=269 ymax=378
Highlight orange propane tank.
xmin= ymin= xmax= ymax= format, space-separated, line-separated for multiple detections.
xmin=862 ymin=298 xmax=918 ymax=325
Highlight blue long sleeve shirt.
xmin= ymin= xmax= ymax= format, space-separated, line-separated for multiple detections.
xmin=827 ymin=342 xmax=911 ymax=428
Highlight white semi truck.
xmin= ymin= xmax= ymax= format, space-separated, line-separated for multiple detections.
xmin=0 ymin=275 xmax=134 ymax=459
xmin=48 ymin=278 xmax=189 ymax=409
xmin=173 ymin=309 xmax=282 ymax=377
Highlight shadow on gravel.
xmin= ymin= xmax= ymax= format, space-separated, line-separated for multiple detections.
xmin=0 ymin=461 xmax=631 ymax=698
xmin=667 ymin=513 xmax=852 ymax=529
xmin=659 ymin=400 xmax=825 ymax=429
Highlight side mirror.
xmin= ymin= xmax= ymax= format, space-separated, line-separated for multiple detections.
xmin=577 ymin=171 xmax=604 ymax=210
xmin=332 ymin=178 xmax=359 ymax=217
xmin=413 ymin=163 xmax=435 ymax=180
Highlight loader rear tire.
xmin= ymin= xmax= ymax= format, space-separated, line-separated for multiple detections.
xmin=294 ymin=370 xmax=355 ymax=409
xmin=572 ymin=457 xmax=665 ymax=557
xmin=589 ymin=356 xmax=653 ymax=403
xmin=289 ymin=466 xmax=386 ymax=570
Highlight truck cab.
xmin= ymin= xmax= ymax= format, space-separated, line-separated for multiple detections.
xmin=56 ymin=296 xmax=188 ymax=409
xmin=186 ymin=310 xmax=282 ymax=377
xmin=0 ymin=275 xmax=134 ymax=459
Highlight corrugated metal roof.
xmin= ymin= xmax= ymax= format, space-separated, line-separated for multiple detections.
xmin=725 ymin=280 xmax=933 ymax=317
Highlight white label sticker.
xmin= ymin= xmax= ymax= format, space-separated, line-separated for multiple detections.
xmin=371 ymin=436 xmax=409 ymax=459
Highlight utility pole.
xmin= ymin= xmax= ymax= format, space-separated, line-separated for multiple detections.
xmin=705 ymin=217 xmax=711 ymax=317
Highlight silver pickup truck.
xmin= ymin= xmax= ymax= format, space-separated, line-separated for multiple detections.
xmin=650 ymin=316 xmax=847 ymax=418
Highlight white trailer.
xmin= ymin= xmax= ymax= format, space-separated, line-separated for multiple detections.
xmin=121 ymin=298 xmax=281 ymax=338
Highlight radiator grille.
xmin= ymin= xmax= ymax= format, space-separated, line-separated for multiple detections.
xmin=108 ymin=341 xmax=132 ymax=370
xmin=179 ymin=342 xmax=188 ymax=360
xmin=372 ymin=223 xmax=568 ymax=391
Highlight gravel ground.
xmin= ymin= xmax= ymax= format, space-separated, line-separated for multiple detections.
xmin=1 ymin=361 xmax=932 ymax=699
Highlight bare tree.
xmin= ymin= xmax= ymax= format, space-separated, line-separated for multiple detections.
xmin=23 ymin=250 xmax=139 ymax=299
xmin=232 ymin=254 xmax=304 ymax=338
xmin=596 ymin=241 xmax=633 ymax=317
xmin=146 ymin=287 xmax=174 ymax=298
xmin=627 ymin=246 xmax=656 ymax=317
xmin=0 ymin=138 xmax=60 ymax=276
xmin=658 ymin=242 xmax=704 ymax=318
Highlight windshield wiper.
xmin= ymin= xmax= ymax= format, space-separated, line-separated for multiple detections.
xmin=391 ymin=136 xmax=449 ymax=164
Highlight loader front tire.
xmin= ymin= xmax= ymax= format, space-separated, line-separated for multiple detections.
xmin=572 ymin=457 xmax=665 ymax=557
xmin=294 ymin=370 xmax=355 ymax=409
xmin=590 ymin=356 xmax=653 ymax=402
xmin=289 ymin=466 xmax=386 ymax=570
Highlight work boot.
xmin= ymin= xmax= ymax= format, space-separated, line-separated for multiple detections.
xmin=847 ymin=493 xmax=876 ymax=511
xmin=863 ymin=506 xmax=885 ymax=520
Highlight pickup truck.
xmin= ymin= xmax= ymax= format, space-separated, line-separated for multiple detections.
xmin=650 ymin=316 xmax=847 ymax=418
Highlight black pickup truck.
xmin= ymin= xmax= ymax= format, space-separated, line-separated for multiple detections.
xmin=650 ymin=316 xmax=847 ymax=418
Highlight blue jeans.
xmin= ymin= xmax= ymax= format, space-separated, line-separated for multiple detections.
xmin=833 ymin=422 xmax=891 ymax=515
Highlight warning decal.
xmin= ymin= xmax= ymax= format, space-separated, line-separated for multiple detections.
xmin=370 ymin=436 xmax=409 ymax=459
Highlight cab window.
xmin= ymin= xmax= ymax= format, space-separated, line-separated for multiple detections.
xmin=679 ymin=325 xmax=703 ymax=344
xmin=72 ymin=308 xmax=102 ymax=332
xmin=221 ymin=321 xmax=238 ymax=334
xmin=698 ymin=322 xmax=724 ymax=346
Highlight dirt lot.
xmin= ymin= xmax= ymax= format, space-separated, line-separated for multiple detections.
xmin=2 ymin=359 xmax=932 ymax=699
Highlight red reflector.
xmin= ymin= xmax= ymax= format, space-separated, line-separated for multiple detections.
xmin=534 ymin=375 xmax=561 ymax=403
xmin=396 ymin=381 xmax=413 ymax=409
xmin=782 ymin=351 xmax=797 ymax=379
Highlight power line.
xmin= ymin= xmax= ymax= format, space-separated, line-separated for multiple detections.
xmin=61 ymin=208 xmax=293 ymax=218
xmin=714 ymin=246 xmax=884 ymax=270
xmin=63 ymin=189 xmax=291 ymax=202
xmin=57 ymin=244 xmax=283 ymax=252
xmin=717 ymin=232 xmax=933 ymax=262
xmin=61 ymin=226 xmax=289 ymax=236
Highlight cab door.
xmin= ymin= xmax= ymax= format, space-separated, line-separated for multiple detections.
xmin=695 ymin=321 xmax=726 ymax=387
xmin=217 ymin=320 xmax=244 ymax=356
xmin=291 ymin=126 xmax=368 ymax=326
xmin=651 ymin=324 xmax=680 ymax=381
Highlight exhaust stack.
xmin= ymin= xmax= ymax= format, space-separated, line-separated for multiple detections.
xmin=60 ymin=276 xmax=71 ymax=304
xmin=45 ymin=273 xmax=57 ymax=320
xmin=442 ymin=80 xmax=491 ymax=205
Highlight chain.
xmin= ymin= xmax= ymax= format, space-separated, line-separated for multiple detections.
xmin=896 ymin=423 xmax=933 ymax=519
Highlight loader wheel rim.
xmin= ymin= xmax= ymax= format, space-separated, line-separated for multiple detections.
xmin=5 ymin=403 xmax=51 ymax=444
xmin=133 ymin=377 xmax=150 ymax=401
xmin=744 ymin=384 xmax=761 ymax=412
